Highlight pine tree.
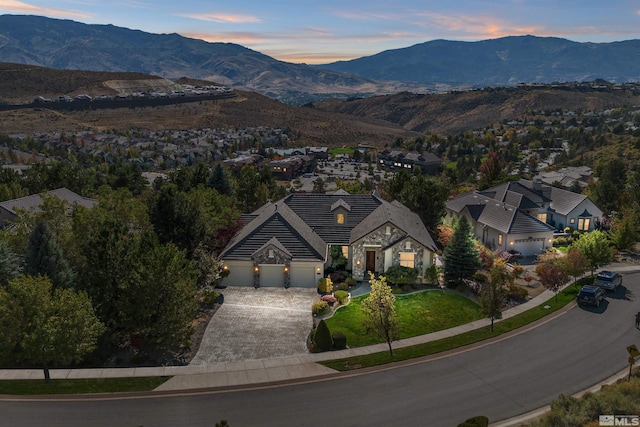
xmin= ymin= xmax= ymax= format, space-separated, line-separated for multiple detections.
xmin=443 ymin=216 xmax=482 ymax=285
xmin=207 ymin=163 xmax=234 ymax=197
xmin=25 ymin=221 xmax=75 ymax=289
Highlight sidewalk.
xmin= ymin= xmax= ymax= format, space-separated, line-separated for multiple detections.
xmin=0 ymin=286 xmax=561 ymax=391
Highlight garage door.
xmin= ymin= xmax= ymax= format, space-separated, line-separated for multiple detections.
xmin=222 ymin=261 xmax=253 ymax=286
xmin=514 ymin=238 xmax=546 ymax=256
xmin=260 ymin=265 xmax=285 ymax=287
xmin=290 ymin=267 xmax=316 ymax=288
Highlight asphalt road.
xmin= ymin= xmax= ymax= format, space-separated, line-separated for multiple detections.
xmin=2 ymin=271 xmax=639 ymax=427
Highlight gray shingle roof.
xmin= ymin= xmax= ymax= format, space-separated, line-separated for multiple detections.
xmin=222 ymin=193 xmax=437 ymax=261
xmin=0 ymin=187 xmax=97 ymax=215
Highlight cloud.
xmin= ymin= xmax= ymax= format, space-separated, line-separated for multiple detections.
xmin=0 ymin=0 xmax=91 ymax=18
xmin=179 ymin=12 xmax=260 ymax=24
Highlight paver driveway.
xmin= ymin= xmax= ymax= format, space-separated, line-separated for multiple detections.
xmin=190 ymin=287 xmax=319 ymax=365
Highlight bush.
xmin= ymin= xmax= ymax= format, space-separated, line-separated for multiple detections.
xmin=508 ymin=284 xmax=529 ymax=302
xmin=312 ymin=300 xmax=330 ymax=316
xmin=332 ymin=332 xmax=347 ymax=350
xmin=473 ymin=272 xmax=487 ymax=283
xmin=329 ymin=270 xmax=348 ymax=284
xmin=385 ymin=265 xmax=418 ymax=286
xmin=457 ymin=415 xmax=489 ymax=427
xmin=424 ymin=265 xmax=440 ymax=285
xmin=345 ymin=277 xmax=356 ymax=287
xmin=334 ymin=281 xmax=349 ymax=291
xmin=321 ymin=294 xmax=337 ymax=306
xmin=317 ymin=277 xmax=333 ymax=294
xmin=333 ymin=290 xmax=349 ymax=304
xmin=202 ymin=290 xmax=221 ymax=305
xmin=313 ymin=319 xmax=333 ymax=351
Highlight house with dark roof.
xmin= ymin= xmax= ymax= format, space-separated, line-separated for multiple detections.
xmin=445 ymin=179 xmax=603 ymax=257
xmin=0 ymin=188 xmax=98 ymax=227
xmin=378 ymin=149 xmax=441 ymax=175
xmin=219 ymin=193 xmax=438 ymax=288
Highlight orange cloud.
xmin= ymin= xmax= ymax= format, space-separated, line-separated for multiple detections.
xmin=0 ymin=0 xmax=90 ymax=18
xmin=179 ymin=12 xmax=260 ymax=24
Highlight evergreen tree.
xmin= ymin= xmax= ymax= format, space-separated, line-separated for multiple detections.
xmin=443 ymin=216 xmax=482 ymax=285
xmin=313 ymin=319 xmax=333 ymax=352
xmin=207 ymin=163 xmax=234 ymax=197
xmin=0 ymin=238 xmax=21 ymax=285
xmin=25 ymin=221 xmax=75 ymax=289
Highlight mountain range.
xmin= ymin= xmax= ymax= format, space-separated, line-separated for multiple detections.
xmin=1 ymin=14 xmax=640 ymax=102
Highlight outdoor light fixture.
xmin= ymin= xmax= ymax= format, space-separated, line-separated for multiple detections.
xmin=223 ymin=265 xmax=228 ymax=270
xmin=356 ymin=259 xmax=361 ymax=266
xmin=284 ymin=267 xmax=288 ymax=272
xmin=316 ymin=267 xmax=321 ymax=273
xmin=254 ymin=266 xmax=259 ymax=272
xmin=510 ymin=241 xmax=514 ymax=246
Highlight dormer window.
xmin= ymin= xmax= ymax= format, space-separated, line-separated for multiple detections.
xmin=337 ymin=213 xmax=345 ymax=224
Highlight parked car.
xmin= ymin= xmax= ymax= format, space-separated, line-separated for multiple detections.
xmin=593 ymin=270 xmax=622 ymax=291
xmin=577 ymin=285 xmax=606 ymax=307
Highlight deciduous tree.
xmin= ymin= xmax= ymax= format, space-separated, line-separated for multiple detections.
xmin=361 ymin=273 xmax=400 ymax=356
xmin=572 ymin=230 xmax=615 ymax=275
xmin=480 ymin=259 xmax=509 ymax=331
xmin=0 ymin=275 xmax=104 ymax=383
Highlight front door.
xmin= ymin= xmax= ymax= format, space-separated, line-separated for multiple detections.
xmin=365 ymin=250 xmax=376 ymax=272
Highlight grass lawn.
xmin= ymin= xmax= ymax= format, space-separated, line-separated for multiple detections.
xmin=321 ymin=283 xmax=582 ymax=371
xmin=328 ymin=147 xmax=354 ymax=156
xmin=0 ymin=376 xmax=171 ymax=395
xmin=324 ymin=289 xmax=483 ymax=347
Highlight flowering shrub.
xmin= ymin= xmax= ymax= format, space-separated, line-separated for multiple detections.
xmin=321 ymin=294 xmax=337 ymax=306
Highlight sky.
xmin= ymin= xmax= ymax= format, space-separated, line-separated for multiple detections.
xmin=1 ymin=0 xmax=640 ymax=64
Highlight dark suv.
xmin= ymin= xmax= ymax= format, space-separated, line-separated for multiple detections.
xmin=593 ymin=270 xmax=622 ymax=291
xmin=578 ymin=285 xmax=606 ymax=307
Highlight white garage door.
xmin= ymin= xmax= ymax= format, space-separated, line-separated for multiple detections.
xmin=222 ymin=261 xmax=253 ymax=286
xmin=260 ymin=265 xmax=285 ymax=287
xmin=514 ymin=238 xmax=546 ymax=256
xmin=290 ymin=267 xmax=316 ymax=288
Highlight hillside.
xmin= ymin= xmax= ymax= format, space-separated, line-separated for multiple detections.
xmin=319 ymin=35 xmax=640 ymax=89
xmin=313 ymin=84 xmax=640 ymax=135
xmin=0 ymin=15 xmax=418 ymax=103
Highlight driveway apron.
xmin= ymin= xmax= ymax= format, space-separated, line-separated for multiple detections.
xmin=190 ymin=287 xmax=319 ymax=365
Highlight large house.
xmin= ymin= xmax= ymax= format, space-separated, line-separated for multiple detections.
xmin=219 ymin=192 xmax=438 ymax=288
xmin=445 ymin=179 xmax=603 ymax=257
xmin=0 ymin=188 xmax=97 ymax=228
xmin=378 ymin=149 xmax=441 ymax=175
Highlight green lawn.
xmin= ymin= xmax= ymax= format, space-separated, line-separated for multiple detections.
xmin=321 ymin=283 xmax=581 ymax=371
xmin=328 ymin=147 xmax=355 ymax=156
xmin=0 ymin=376 xmax=171 ymax=395
xmin=325 ymin=289 xmax=484 ymax=347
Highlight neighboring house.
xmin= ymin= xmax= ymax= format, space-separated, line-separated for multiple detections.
xmin=265 ymin=155 xmax=316 ymax=181
xmin=0 ymin=188 xmax=97 ymax=227
xmin=378 ymin=149 xmax=441 ymax=175
xmin=533 ymin=166 xmax=593 ymax=190
xmin=445 ymin=178 xmax=604 ymax=257
xmin=219 ymin=192 xmax=438 ymax=288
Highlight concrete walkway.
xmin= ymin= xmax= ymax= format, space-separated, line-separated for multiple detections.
xmin=4 ymin=263 xmax=639 ymax=391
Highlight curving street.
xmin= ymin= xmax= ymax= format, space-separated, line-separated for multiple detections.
xmin=1 ymin=269 xmax=639 ymax=427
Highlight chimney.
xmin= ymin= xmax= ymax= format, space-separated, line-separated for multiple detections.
xmin=533 ymin=178 xmax=542 ymax=192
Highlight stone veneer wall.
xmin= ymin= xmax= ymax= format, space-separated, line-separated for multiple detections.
xmin=352 ymin=225 xmax=404 ymax=281
xmin=252 ymin=244 xmax=291 ymax=288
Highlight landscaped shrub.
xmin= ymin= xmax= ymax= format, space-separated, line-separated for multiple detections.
xmin=473 ymin=272 xmax=487 ymax=283
xmin=329 ymin=270 xmax=348 ymax=284
xmin=333 ymin=290 xmax=349 ymax=305
xmin=312 ymin=300 xmax=330 ymax=316
xmin=332 ymin=332 xmax=347 ymax=350
xmin=317 ymin=277 xmax=333 ymax=294
xmin=456 ymin=415 xmax=488 ymax=427
xmin=385 ymin=265 xmax=418 ymax=286
xmin=345 ymin=277 xmax=356 ymax=287
xmin=202 ymin=290 xmax=221 ymax=305
xmin=507 ymin=284 xmax=529 ymax=302
xmin=424 ymin=264 xmax=439 ymax=285
xmin=321 ymin=294 xmax=337 ymax=307
xmin=334 ymin=281 xmax=349 ymax=291
xmin=313 ymin=319 xmax=333 ymax=351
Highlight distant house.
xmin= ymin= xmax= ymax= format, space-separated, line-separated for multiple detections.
xmin=0 ymin=188 xmax=97 ymax=228
xmin=219 ymin=193 xmax=438 ymax=287
xmin=223 ymin=154 xmax=263 ymax=172
xmin=533 ymin=166 xmax=593 ymax=190
xmin=265 ymin=155 xmax=316 ymax=180
xmin=445 ymin=179 xmax=604 ymax=257
xmin=378 ymin=149 xmax=441 ymax=175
